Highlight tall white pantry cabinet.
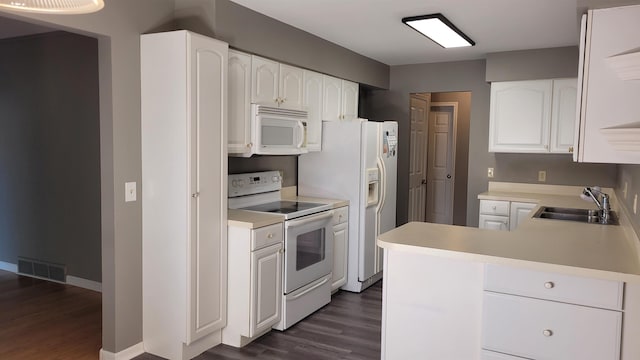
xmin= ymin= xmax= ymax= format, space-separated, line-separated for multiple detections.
xmin=141 ymin=30 xmax=228 ymax=360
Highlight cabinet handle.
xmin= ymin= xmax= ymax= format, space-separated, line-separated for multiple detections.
xmin=267 ymin=233 xmax=274 ymax=239
xmin=544 ymin=281 xmax=555 ymax=289
xmin=282 ymin=97 xmax=286 ymax=103
xmin=191 ymin=192 xmax=199 ymax=198
xmin=568 ymin=146 xmax=574 ymax=153
xmin=492 ymin=206 xmax=497 ymax=210
xmin=542 ymin=329 xmax=553 ymax=337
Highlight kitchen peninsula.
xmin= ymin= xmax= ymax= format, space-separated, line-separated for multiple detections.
xmin=377 ymin=185 xmax=640 ymax=360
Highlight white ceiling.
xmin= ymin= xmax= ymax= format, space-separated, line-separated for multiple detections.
xmin=229 ymin=0 xmax=582 ymax=66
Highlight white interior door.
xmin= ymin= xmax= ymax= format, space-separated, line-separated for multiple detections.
xmin=426 ymin=103 xmax=457 ymax=224
xmin=408 ymin=94 xmax=430 ymax=222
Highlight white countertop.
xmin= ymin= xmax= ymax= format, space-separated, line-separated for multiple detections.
xmin=378 ymin=184 xmax=640 ymax=282
xmin=227 ymin=196 xmax=348 ymax=229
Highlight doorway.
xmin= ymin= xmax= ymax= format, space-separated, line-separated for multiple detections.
xmin=408 ymin=91 xmax=470 ymax=225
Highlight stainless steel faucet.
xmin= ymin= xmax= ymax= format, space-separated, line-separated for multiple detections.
xmin=583 ymin=187 xmax=611 ymax=224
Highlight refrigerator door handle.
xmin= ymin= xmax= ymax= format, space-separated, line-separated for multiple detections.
xmin=376 ymin=157 xmax=386 ymax=213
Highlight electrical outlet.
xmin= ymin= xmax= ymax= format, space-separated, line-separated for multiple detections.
xmin=634 ymin=194 xmax=638 ymax=215
xmin=125 ymin=182 xmax=137 ymax=202
xmin=487 ymin=168 xmax=494 ymax=178
xmin=538 ymin=171 xmax=546 ymax=182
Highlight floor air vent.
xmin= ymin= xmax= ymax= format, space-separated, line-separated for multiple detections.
xmin=17 ymin=257 xmax=67 ymax=283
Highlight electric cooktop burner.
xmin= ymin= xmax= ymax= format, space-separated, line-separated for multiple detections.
xmin=241 ymin=201 xmax=326 ymax=215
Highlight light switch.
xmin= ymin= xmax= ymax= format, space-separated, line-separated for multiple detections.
xmin=125 ymin=182 xmax=137 ymax=202
xmin=538 ymin=171 xmax=546 ymax=182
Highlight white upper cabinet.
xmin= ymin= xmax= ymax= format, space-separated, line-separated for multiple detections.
xmin=575 ymin=5 xmax=640 ymax=164
xmin=489 ymin=80 xmax=552 ymax=153
xmin=303 ymin=70 xmax=324 ymax=152
xmin=228 ymin=50 xmax=252 ymax=156
xmin=322 ymin=75 xmax=359 ymax=121
xmin=251 ymin=55 xmax=303 ymax=109
xmin=489 ymin=78 xmax=577 ymax=154
xmin=550 ymin=79 xmax=578 ymax=153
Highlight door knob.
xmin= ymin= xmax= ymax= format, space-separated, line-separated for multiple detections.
xmin=446 ymin=174 xmax=451 ymax=179
xmin=421 ymin=179 xmax=427 ymax=185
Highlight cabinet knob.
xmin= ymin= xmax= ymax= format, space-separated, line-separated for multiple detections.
xmin=544 ymin=281 xmax=555 ymax=289
xmin=542 ymin=329 xmax=553 ymax=337
xmin=247 ymin=142 xmax=253 ymax=148
xmin=267 ymin=233 xmax=274 ymax=239
xmin=191 ymin=192 xmax=200 ymax=198
xmin=282 ymin=97 xmax=287 ymax=103
xmin=492 ymin=206 xmax=497 ymax=210
xmin=568 ymin=146 xmax=574 ymax=153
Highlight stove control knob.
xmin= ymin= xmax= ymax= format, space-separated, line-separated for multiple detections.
xmin=236 ymin=179 xmax=244 ymax=187
xmin=272 ymin=176 xmax=280 ymax=183
xmin=231 ymin=180 xmax=237 ymax=187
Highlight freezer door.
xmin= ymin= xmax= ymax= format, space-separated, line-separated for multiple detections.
xmin=359 ymin=122 xmax=381 ymax=282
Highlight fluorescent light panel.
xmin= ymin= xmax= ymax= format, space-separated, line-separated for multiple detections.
xmin=403 ymin=13 xmax=475 ymax=48
xmin=0 ymin=0 xmax=104 ymax=14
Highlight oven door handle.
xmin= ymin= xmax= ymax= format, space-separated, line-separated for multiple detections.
xmin=285 ymin=210 xmax=334 ymax=229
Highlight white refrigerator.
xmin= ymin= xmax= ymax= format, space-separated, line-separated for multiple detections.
xmin=298 ymin=119 xmax=398 ymax=292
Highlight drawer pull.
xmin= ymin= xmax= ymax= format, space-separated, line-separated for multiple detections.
xmin=267 ymin=233 xmax=274 ymax=239
xmin=544 ymin=281 xmax=555 ymax=289
xmin=542 ymin=329 xmax=553 ymax=337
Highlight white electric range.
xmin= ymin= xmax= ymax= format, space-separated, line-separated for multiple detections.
xmin=228 ymin=171 xmax=334 ymax=330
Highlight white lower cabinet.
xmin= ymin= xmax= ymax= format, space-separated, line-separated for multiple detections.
xmin=509 ymin=202 xmax=536 ymax=231
xmin=224 ymin=223 xmax=283 ymax=347
xmin=331 ymin=206 xmax=348 ymax=292
xmin=479 ymin=214 xmax=510 ymax=231
xmin=483 ymin=264 xmax=623 ymax=360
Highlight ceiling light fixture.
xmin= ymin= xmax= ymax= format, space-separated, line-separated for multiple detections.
xmin=402 ymin=13 xmax=475 ymax=48
xmin=0 ymin=0 xmax=104 ymax=14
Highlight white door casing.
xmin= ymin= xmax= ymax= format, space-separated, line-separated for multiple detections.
xmin=408 ymin=94 xmax=430 ymax=222
xmin=426 ymin=102 xmax=457 ymax=224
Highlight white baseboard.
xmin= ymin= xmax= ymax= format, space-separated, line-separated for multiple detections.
xmin=0 ymin=261 xmax=17 ymax=273
xmin=66 ymin=275 xmax=102 ymax=292
xmin=100 ymin=342 xmax=144 ymax=360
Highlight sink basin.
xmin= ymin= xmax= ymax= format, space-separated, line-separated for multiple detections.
xmin=533 ymin=206 xmax=618 ymax=225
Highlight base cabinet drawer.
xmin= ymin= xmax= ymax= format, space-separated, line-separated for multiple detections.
xmin=482 ymin=292 xmax=622 ymax=360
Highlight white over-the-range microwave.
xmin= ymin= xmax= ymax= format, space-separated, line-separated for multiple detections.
xmin=231 ymin=104 xmax=309 ymax=157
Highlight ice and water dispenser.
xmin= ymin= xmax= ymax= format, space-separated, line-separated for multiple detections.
xmin=366 ymin=168 xmax=379 ymax=206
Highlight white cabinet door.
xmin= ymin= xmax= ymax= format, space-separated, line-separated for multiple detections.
xmin=341 ymin=80 xmax=359 ymax=121
xmin=322 ymin=75 xmax=342 ymax=121
xmin=331 ymin=222 xmax=348 ymax=291
xmin=508 ymin=202 xmax=536 ymax=231
xmin=303 ymin=70 xmax=324 ymax=152
xmin=251 ymin=56 xmax=279 ymax=106
xmin=228 ymin=50 xmax=252 ymax=155
xmin=550 ymin=78 xmax=578 ymax=153
xmin=279 ymin=64 xmax=303 ymax=110
xmin=489 ymin=80 xmax=553 ymax=153
xmin=188 ymin=33 xmax=228 ymax=343
xmin=479 ymin=214 xmax=509 ymax=231
xmin=250 ymin=242 xmax=282 ymax=337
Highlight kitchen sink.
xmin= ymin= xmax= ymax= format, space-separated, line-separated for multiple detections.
xmin=533 ymin=206 xmax=618 ymax=225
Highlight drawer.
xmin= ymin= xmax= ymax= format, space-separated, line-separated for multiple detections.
xmin=482 ymin=292 xmax=622 ymax=360
xmin=481 ymin=350 xmax=529 ymax=360
xmin=332 ymin=206 xmax=348 ymax=225
xmin=485 ymin=264 xmax=624 ymax=310
xmin=479 ymin=200 xmax=510 ymax=216
xmin=251 ymin=223 xmax=283 ymax=251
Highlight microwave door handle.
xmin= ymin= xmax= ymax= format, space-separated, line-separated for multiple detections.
xmin=285 ymin=210 xmax=334 ymax=229
xmin=295 ymin=121 xmax=305 ymax=148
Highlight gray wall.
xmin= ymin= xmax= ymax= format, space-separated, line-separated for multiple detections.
xmin=3 ymin=0 xmax=177 ymax=353
xmin=617 ymin=165 xmax=640 ymax=236
xmin=486 ymin=47 xmax=579 ymax=82
xmin=0 ymin=32 xmax=101 ymax=281
xmin=431 ymin=92 xmax=471 ymax=226
xmin=229 ymin=156 xmax=297 ymax=187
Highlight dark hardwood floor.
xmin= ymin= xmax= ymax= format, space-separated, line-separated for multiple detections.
xmin=0 ymin=269 xmax=102 ymax=360
xmin=136 ymin=281 xmax=383 ymax=360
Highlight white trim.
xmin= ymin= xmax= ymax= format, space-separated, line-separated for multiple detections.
xmin=0 ymin=261 xmax=17 ymax=273
xmin=99 ymin=342 xmax=144 ymax=360
xmin=66 ymin=275 xmax=102 ymax=292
